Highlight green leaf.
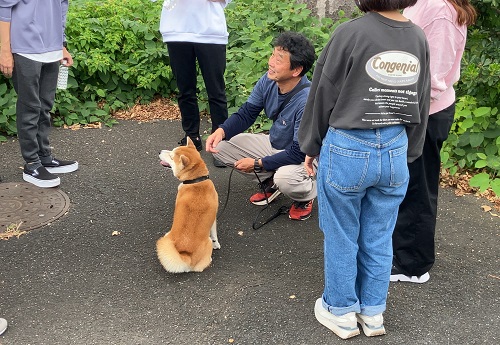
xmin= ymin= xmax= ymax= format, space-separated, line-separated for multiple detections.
xmin=490 ymin=178 xmax=500 ymax=197
xmin=475 ymin=160 xmax=487 ymax=168
xmin=469 ymin=133 xmax=484 ymax=147
xmin=440 ymin=151 xmax=450 ymax=164
xmin=454 ymin=148 xmax=466 ymax=156
xmin=472 ymin=107 xmax=491 ymax=117
xmin=461 ymin=118 xmax=475 ymax=129
xmin=469 ymin=172 xmax=491 ymax=192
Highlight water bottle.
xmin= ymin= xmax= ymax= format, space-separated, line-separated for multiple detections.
xmin=57 ymin=61 xmax=69 ymax=90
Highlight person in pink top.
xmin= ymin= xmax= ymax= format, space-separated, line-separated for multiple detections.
xmin=391 ymin=0 xmax=477 ymax=283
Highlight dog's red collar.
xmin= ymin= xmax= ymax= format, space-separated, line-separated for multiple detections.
xmin=182 ymin=175 xmax=210 ymax=185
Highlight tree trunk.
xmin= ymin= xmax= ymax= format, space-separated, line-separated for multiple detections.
xmin=298 ymin=0 xmax=358 ymax=19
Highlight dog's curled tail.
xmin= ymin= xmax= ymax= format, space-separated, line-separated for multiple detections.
xmin=156 ymin=235 xmax=193 ymax=273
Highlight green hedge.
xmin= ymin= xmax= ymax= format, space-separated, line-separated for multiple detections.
xmin=441 ymin=0 xmax=500 ymax=194
xmin=0 ymin=0 xmax=340 ymax=138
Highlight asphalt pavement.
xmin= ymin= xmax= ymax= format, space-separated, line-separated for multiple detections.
xmin=0 ymin=119 xmax=498 ymax=345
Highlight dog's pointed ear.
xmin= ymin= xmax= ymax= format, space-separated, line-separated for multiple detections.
xmin=180 ymin=154 xmax=190 ymax=168
xmin=186 ymin=137 xmax=195 ymax=148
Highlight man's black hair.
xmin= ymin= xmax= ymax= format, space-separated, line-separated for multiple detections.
xmin=273 ymin=31 xmax=316 ymax=76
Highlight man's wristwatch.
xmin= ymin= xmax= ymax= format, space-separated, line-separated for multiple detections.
xmin=254 ymin=158 xmax=262 ymax=173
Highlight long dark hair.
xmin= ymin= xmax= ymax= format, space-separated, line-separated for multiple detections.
xmin=355 ymin=0 xmax=418 ymax=12
xmin=447 ymin=0 xmax=477 ymax=26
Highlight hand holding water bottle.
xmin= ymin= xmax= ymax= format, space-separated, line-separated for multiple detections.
xmin=57 ymin=45 xmax=74 ymax=90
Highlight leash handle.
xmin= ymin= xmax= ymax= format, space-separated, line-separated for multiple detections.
xmin=252 ymin=205 xmax=289 ymax=230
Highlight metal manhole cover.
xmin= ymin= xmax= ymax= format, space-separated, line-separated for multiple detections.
xmin=0 ymin=182 xmax=70 ymax=231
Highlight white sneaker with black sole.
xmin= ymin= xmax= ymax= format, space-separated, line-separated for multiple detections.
xmin=23 ymin=165 xmax=60 ymax=188
xmin=42 ymin=158 xmax=79 ymax=174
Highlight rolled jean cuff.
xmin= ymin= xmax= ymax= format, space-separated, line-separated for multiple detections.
xmin=322 ymin=295 xmax=360 ymax=316
xmin=360 ymin=304 xmax=386 ymax=317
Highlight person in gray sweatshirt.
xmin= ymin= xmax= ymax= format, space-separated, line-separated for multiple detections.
xmin=0 ymin=0 xmax=78 ymax=188
xmin=298 ymin=0 xmax=430 ymax=339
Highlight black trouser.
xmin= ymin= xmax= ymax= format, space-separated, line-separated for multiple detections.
xmin=392 ymin=103 xmax=455 ymax=276
xmin=12 ymin=54 xmax=59 ymax=168
xmin=166 ymin=42 xmax=228 ymax=137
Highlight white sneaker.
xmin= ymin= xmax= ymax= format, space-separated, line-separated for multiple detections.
xmin=356 ymin=313 xmax=386 ymax=337
xmin=314 ymin=298 xmax=360 ymax=339
xmin=0 ymin=318 xmax=7 ymax=335
xmin=390 ymin=272 xmax=430 ymax=283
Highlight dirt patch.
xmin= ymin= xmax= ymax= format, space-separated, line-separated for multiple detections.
xmin=441 ymin=169 xmax=500 ymax=216
xmin=113 ymin=97 xmax=181 ymax=122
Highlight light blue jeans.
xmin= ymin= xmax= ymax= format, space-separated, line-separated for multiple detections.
xmin=317 ymin=126 xmax=409 ymax=317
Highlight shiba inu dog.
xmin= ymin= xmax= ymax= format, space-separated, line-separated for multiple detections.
xmin=157 ymin=137 xmax=220 ymax=273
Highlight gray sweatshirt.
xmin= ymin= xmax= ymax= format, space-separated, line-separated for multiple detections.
xmin=299 ymin=12 xmax=431 ymax=163
xmin=0 ymin=0 xmax=68 ymax=54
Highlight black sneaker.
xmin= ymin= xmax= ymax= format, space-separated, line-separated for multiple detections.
xmin=213 ymin=156 xmax=227 ymax=168
xmin=178 ymin=135 xmax=202 ymax=152
xmin=42 ymin=158 xmax=79 ymax=174
xmin=23 ymin=165 xmax=60 ymax=188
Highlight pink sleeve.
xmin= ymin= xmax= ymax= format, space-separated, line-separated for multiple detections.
xmin=422 ymin=18 xmax=466 ymax=101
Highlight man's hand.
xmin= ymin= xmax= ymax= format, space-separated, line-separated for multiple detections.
xmin=0 ymin=49 xmax=13 ymax=78
xmin=234 ymin=157 xmax=255 ymax=173
xmin=0 ymin=21 xmax=13 ymax=78
xmin=304 ymin=155 xmax=317 ymax=177
xmin=206 ymin=128 xmax=225 ymax=153
xmin=61 ymin=47 xmax=73 ymax=67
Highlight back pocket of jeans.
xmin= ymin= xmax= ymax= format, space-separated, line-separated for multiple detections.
xmin=326 ymin=145 xmax=369 ymax=191
xmin=389 ymin=145 xmax=409 ymax=187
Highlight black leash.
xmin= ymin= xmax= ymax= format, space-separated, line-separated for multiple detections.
xmin=250 ymin=172 xmax=289 ymax=230
xmin=216 ymin=163 xmax=289 ymax=230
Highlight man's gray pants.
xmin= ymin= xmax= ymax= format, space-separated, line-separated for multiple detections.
xmin=213 ymin=133 xmax=317 ymax=202
xmin=12 ymin=54 xmax=58 ymax=168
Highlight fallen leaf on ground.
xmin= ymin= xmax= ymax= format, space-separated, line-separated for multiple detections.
xmin=0 ymin=222 xmax=27 ymax=240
